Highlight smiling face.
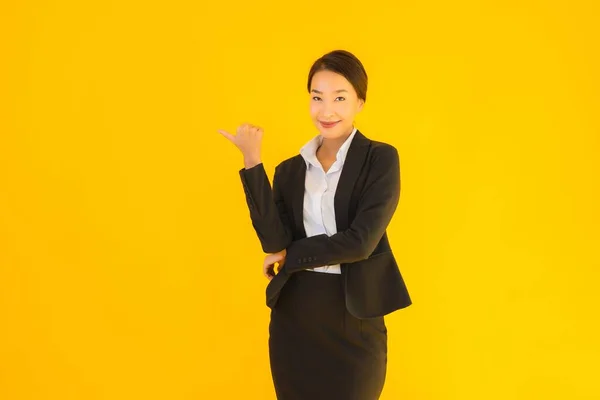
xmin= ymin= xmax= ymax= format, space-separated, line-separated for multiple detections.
xmin=309 ymin=69 xmax=364 ymax=139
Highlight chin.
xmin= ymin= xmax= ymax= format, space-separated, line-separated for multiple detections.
xmin=320 ymin=128 xmax=350 ymax=140
xmin=320 ymin=131 xmax=341 ymax=140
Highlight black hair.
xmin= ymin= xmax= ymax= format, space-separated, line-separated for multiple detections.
xmin=307 ymin=50 xmax=368 ymax=102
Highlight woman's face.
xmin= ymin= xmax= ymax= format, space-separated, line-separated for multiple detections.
xmin=309 ymin=70 xmax=364 ymax=139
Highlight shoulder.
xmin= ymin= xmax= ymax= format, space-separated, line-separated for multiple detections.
xmin=274 ymin=154 xmax=304 ymax=175
xmin=355 ymin=130 xmax=399 ymax=163
xmin=369 ymin=139 xmax=398 ymax=154
xmin=367 ymin=139 xmax=399 ymax=166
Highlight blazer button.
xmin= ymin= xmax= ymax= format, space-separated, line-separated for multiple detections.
xmin=308 ymin=257 xmax=312 ymax=262
xmin=297 ymin=258 xmax=302 ymax=263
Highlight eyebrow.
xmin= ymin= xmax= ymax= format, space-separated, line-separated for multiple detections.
xmin=311 ymin=89 xmax=348 ymax=94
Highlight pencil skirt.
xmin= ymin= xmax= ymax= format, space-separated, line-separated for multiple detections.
xmin=268 ymin=270 xmax=388 ymax=400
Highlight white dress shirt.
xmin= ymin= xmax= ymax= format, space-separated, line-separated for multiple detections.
xmin=299 ymin=127 xmax=358 ymax=274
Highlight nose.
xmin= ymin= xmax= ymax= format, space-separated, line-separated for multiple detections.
xmin=322 ymin=106 xmax=335 ymax=119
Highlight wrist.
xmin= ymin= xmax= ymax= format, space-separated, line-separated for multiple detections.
xmin=244 ymin=156 xmax=262 ymax=169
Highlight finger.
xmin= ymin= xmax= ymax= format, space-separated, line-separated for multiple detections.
xmin=264 ymin=268 xmax=273 ymax=280
xmin=217 ymin=129 xmax=235 ymax=142
xmin=238 ymin=123 xmax=250 ymax=135
xmin=264 ymin=265 xmax=275 ymax=279
xmin=264 ymin=260 xmax=274 ymax=277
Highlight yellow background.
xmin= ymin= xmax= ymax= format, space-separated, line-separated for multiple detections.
xmin=1 ymin=0 xmax=599 ymax=399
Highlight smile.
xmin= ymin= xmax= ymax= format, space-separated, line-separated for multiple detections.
xmin=319 ymin=120 xmax=341 ymax=128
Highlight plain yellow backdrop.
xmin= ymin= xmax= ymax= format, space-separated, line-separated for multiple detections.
xmin=1 ymin=0 xmax=599 ymax=399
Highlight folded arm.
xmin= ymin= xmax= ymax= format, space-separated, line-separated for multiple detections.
xmin=284 ymin=145 xmax=400 ymax=273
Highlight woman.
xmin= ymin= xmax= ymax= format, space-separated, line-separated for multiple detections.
xmin=219 ymin=50 xmax=412 ymax=400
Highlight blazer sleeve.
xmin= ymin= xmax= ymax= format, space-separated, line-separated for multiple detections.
xmin=239 ymin=163 xmax=293 ymax=253
xmin=284 ymin=145 xmax=400 ymax=273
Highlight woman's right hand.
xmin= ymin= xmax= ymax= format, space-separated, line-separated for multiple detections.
xmin=218 ymin=123 xmax=264 ymax=169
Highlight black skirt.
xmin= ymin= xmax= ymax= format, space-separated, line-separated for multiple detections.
xmin=268 ymin=270 xmax=388 ymax=400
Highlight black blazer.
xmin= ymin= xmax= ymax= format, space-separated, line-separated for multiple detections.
xmin=239 ymin=130 xmax=412 ymax=318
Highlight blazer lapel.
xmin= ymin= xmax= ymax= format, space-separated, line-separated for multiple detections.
xmin=289 ymin=130 xmax=370 ymax=239
xmin=334 ymin=130 xmax=371 ymax=232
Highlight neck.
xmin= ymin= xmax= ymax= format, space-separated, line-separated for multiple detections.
xmin=319 ymin=126 xmax=354 ymax=157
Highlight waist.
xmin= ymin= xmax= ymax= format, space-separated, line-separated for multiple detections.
xmin=306 ymin=264 xmax=341 ymax=274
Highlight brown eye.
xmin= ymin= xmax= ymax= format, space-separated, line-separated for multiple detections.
xmin=335 ymin=97 xmax=346 ymax=101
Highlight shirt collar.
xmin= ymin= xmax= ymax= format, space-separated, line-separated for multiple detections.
xmin=300 ymin=127 xmax=358 ymax=170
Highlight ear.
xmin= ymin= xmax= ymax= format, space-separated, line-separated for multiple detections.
xmin=357 ymin=99 xmax=365 ymax=113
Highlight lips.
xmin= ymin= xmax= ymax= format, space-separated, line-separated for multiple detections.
xmin=320 ymin=120 xmax=341 ymax=128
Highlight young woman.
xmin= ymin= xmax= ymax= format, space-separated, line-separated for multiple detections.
xmin=219 ymin=50 xmax=412 ymax=400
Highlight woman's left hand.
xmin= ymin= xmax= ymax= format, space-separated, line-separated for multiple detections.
xmin=263 ymin=249 xmax=287 ymax=280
